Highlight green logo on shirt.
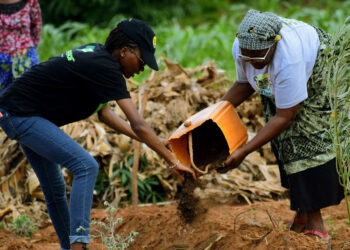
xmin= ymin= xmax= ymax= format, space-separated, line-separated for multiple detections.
xmin=65 ymin=45 xmax=96 ymax=62
xmin=76 ymin=45 xmax=95 ymax=53
xmin=66 ymin=50 xmax=75 ymax=62
xmin=255 ymin=73 xmax=272 ymax=96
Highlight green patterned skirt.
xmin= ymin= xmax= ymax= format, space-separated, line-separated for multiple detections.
xmin=261 ymin=26 xmax=334 ymax=176
xmin=261 ymin=26 xmax=344 ymax=211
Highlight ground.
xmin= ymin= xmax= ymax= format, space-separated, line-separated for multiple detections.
xmin=0 ymin=198 xmax=349 ymax=250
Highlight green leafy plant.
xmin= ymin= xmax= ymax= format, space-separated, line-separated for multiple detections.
xmin=9 ymin=215 xmax=36 ymax=238
xmin=325 ymin=17 xmax=350 ymax=224
xmin=110 ymin=164 xmax=165 ymax=203
xmin=0 ymin=221 xmax=7 ymax=230
xmin=142 ymin=176 xmax=165 ymax=203
xmin=79 ymin=201 xmax=138 ymax=250
xmin=95 ymin=169 xmax=111 ymax=196
xmin=326 ymin=219 xmax=339 ymax=237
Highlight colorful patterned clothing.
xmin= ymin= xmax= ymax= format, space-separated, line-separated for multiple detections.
xmin=261 ymin=26 xmax=335 ymax=175
xmin=0 ymin=0 xmax=41 ymax=57
xmin=0 ymin=48 xmax=38 ymax=91
xmin=0 ymin=0 xmax=41 ymax=92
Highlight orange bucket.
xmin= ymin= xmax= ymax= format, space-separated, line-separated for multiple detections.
xmin=169 ymin=100 xmax=248 ymax=174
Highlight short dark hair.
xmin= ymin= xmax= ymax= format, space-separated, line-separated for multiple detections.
xmin=104 ymin=27 xmax=138 ymax=53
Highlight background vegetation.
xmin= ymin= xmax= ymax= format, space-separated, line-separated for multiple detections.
xmin=37 ymin=0 xmax=350 ymax=83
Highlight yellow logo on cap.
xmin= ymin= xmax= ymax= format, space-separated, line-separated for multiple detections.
xmin=153 ymin=36 xmax=157 ymax=47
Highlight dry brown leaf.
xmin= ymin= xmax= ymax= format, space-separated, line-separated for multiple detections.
xmin=0 ymin=158 xmax=26 ymax=198
xmin=0 ymin=207 xmax=11 ymax=219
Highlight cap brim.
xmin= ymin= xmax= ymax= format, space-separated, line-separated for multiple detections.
xmin=140 ymin=48 xmax=158 ymax=71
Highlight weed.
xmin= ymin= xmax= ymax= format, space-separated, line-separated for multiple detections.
xmin=326 ymin=219 xmax=336 ymax=226
xmin=78 ymin=201 xmax=138 ymax=250
xmin=326 ymin=219 xmax=339 ymax=237
xmin=250 ymin=209 xmax=258 ymax=215
xmin=9 ymin=215 xmax=36 ymax=238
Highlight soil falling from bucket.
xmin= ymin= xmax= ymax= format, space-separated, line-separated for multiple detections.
xmin=177 ymin=120 xmax=230 ymax=223
xmin=177 ymin=178 xmax=207 ymax=223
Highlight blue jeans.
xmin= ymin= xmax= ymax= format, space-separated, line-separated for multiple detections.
xmin=0 ymin=108 xmax=99 ymax=250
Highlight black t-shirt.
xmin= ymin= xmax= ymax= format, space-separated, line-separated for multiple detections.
xmin=0 ymin=43 xmax=130 ymax=126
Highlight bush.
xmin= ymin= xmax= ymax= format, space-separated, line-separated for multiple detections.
xmin=39 ymin=0 xmax=203 ymax=26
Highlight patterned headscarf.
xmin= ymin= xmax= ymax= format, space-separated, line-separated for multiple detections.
xmin=237 ymin=9 xmax=282 ymax=50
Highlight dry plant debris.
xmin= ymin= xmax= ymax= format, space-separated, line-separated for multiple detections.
xmin=0 ymin=58 xmax=286 ymax=223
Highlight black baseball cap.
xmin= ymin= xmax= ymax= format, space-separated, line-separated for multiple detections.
xmin=118 ymin=19 xmax=159 ymax=71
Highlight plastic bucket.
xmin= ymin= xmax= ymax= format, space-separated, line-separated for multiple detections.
xmin=169 ymin=100 xmax=248 ymax=173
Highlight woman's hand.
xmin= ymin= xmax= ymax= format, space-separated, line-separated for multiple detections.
xmin=216 ymin=105 xmax=300 ymax=174
xmin=216 ymin=147 xmax=247 ymax=173
xmin=171 ymin=162 xmax=196 ymax=181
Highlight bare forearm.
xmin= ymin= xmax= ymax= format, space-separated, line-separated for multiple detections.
xmin=217 ymin=103 xmax=299 ymax=172
xmin=108 ymin=98 xmax=195 ymax=179
xmin=131 ymin=121 xmax=178 ymax=165
xmin=98 ymin=106 xmax=141 ymax=141
xmin=222 ymin=81 xmax=255 ymax=107
xmin=242 ymin=115 xmax=292 ymax=155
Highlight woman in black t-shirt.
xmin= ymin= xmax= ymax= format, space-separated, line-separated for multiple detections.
xmin=0 ymin=19 xmax=195 ymax=250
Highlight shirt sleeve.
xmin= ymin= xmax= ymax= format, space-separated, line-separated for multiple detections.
xmin=232 ymin=39 xmax=248 ymax=82
xmin=274 ymin=62 xmax=308 ymax=109
xmin=29 ymin=0 xmax=42 ymax=48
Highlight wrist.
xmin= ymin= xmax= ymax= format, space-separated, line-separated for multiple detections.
xmin=239 ymin=145 xmax=250 ymax=156
xmin=168 ymin=159 xmax=180 ymax=169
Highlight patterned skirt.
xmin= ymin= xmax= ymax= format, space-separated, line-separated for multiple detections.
xmin=0 ymin=47 xmax=39 ymax=92
xmin=261 ymin=26 xmax=344 ymax=211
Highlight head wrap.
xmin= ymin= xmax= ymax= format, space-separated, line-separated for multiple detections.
xmin=237 ymin=9 xmax=282 ymax=50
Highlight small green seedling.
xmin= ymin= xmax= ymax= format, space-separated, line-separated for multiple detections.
xmin=10 ymin=215 xmax=36 ymax=238
xmin=250 ymin=209 xmax=258 ymax=215
xmin=326 ymin=219 xmax=336 ymax=226
xmin=77 ymin=201 xmax=138 ymax=250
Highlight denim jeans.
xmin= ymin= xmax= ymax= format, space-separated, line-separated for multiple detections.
xmin=0 ymin=108 xmax=99 ymax=250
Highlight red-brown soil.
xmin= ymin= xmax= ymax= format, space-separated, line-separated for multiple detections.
xmin=1 ymin=198 xmax=350 ymax=250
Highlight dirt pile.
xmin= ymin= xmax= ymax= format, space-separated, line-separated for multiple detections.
xmin=100 ymin=198 xmax=349 ymax=250
xmin=1 ymin=198 xmax=349 ymax=249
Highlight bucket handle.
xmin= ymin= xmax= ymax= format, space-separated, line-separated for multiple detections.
xmin=188 ymin=131 xmax=211 ymax=175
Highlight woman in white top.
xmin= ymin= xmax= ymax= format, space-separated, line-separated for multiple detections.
xmin=218 ymin=9 xmax=344 ymax=240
